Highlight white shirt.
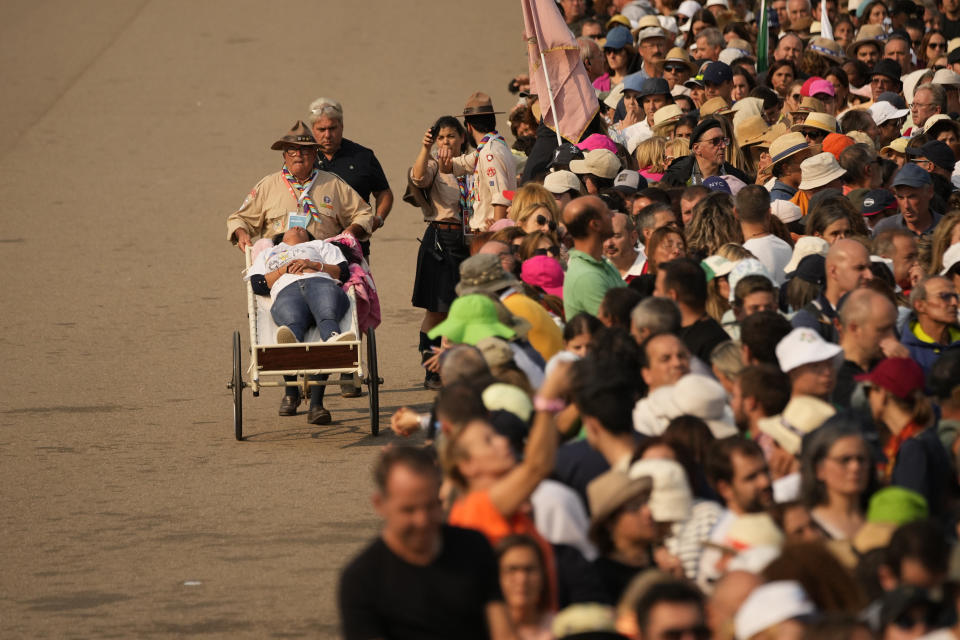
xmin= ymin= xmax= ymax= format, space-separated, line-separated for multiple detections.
xmin=248 ymin=240 xmax=346 ymax=301
xmin=743 ymin=235 xmax=793 ymax=285
xmin=623 ymin=120 xmax=654 ymax=154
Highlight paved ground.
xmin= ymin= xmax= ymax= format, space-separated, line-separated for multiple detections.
xmin=0 ymin=1 xmax=524 ymax=636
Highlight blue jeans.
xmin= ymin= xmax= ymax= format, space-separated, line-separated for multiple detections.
xmin=271 ymin=278 xmax=349 ymax=406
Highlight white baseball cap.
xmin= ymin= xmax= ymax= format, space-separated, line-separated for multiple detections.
xmin=677 ymin=0 xmax=703 ymax=19
xmin=544 ymin=170 xmax=583 ymax=195
xmin=706 ymin=0 xmax=729 ymax=7
xmin=771 ymin=199 xmax=803 ymax=225
xmin=869 ymin=101 xmax=910 ymax=126
xmin=734 ymin=581 xmax=817 ymax=640
xmin=776 ymin=327 xmax=843 ymax=374
xmin=942 ymin=243 xmax=960 ymax=275
xmin=627 ymin=458 xmax=693 ymax=523
xmin=933 ymin=68 xmax=960 ymax=87
xmin=784 ymin=236 xmax=829 ymax=273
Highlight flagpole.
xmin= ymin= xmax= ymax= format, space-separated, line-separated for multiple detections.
xmin=539 ymin=49 xmax=564 ymax=145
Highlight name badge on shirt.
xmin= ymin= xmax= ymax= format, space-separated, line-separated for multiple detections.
xmin=287 ymin=213 xmax=309 ymax=230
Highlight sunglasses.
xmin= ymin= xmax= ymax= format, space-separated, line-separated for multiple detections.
xmin=664 ymin=64 xmax=687 ymax=73
xmin=699 ymin=136 xmax=729 ymax=147
xmin=660 ymin=626 xmax=711 ymax=640
xmin=929 ymin=41 xmax=948 ymax=49
xmin=803 ymin=129 xmax=828 ymax=141
xmin=934 ymin=291 xmax=960 ymax=303
xmin=604 ymin=47 xmax=626 ymax=55
xmin=533 ymin=246 xmax=561 ymax=257
xmin=536 ymin=214 xmax=558 ymax=231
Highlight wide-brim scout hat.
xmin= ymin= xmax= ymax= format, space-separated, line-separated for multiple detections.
xmin=270 ymin=121 xmax=319 ymax=150
xmin=455 ymin=253 xmax=519 ymax=296
xmin=460 ymin=91 xmax=504 ymax=117
xmin=846 ymin=24 xmax=886 ymax=59
xmin=769 ymin=132 xmax=810 ymax=167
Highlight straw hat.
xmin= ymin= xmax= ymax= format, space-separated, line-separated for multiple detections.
xmin=757 ymin=396 xmax=837 ymax=455
xmin=700 ymin=96 xmax=733 ymax=117
xmin=808 ymin=37 xmax=846 ymax=63
xmin=790 ymin=96 xmax=826 ymax=115
xmin=791 ymin=111 xmax=837 ymax=134
xmin=846 ymin=24 xmax=886 ymax=59
xmin=270 ymin=120 xmax=319 ymax=150
xmin=652 ymin=104 xmax=684 ymax=129
xmin=736 ymin=115 xmax=771 ymax=146
xmin=769 ymin=132 xmax=811 ymax=167
xmin=798 ymin=151 xmax=847 ymax=190
xmin=656 ymin=46 xmax=698 ymax=74
xmin=587 ymin=470 xmax=653 ymax=542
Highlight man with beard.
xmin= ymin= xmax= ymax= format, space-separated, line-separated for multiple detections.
xmin=730 ymin=364 xmax=791 ymax=440
xmin=698 ymin=438 xmax=774 ymax=591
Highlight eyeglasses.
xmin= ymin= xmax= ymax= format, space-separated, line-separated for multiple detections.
xmin=536 ymin=214 xmax=558 ymax=231
xmin=700 ymin=136 xmax=729 ymax=147
xmin=283 ymin=147 xmax=314 ymax=156
xmin=826 ymin=454 xmax=868 ymax=466
xmin=604 ymin=47 xmax=626 ymax=55
xmin=803 ymin=129 xmax=829 ymax=141
xmin=910 ymin=102 xmax=935 ymax=109
xmin=934 ymin=291 xmax=960 ymax=303
xmin=533 ymin=246 xmax=561 ymax=257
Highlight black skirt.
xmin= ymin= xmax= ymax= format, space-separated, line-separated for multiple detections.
xmin=411 ymin=224 xmax=468 ymax=313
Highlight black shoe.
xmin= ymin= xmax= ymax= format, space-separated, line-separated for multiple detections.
xmin=307 ymin=406 xmax=332 ymax=425
xmin=424 ymin=370 xmax=442 ymax=390
xmin=279 ymin=394 xmax=300 ymax=416
xmin=340 ymin=374 xmax=362 ymax=398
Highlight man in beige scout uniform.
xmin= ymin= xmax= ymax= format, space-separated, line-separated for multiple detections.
xmin=227 ymin=121 xmax=374 ymax=251
xmin=439 ymin=92 xmax=516 ymax=231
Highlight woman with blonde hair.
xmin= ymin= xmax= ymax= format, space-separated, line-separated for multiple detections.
xmin=928 ymin=210 xmax=960 ymax=275
xmin=512 ymin=200 xmax=560 ymax=235
xmin=510 ymin=183 xmax=559 ymax=224
xmin=635 ymin=137 xmax=670 ymax=183
xmin=684 ymin=193 xmax=744 ymax=260
xmin=665 ymin=137 xmax=690 ymax=166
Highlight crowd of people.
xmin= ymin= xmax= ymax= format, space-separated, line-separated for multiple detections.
xmin=221 ymin=1 xmax=960 ymax=637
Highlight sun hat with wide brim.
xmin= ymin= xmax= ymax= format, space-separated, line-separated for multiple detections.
xmin=846 ymin=24 xmax=886 ymax=59
xmin=459 ymin=91 xmax=505 ymax=117
xmin=427 ymin=294 xmax=516 ymax=345
xmin=587 ymin=470 xmax=653 ymax=543
xmin=270 ymin=120 xmax=319 ymax=150
xmin=757 ymin=396 xmax=837 ymax=455
xmin=808 ymin=36 xmax=847 ymax=63
xmin=455 ymin=253 xmax=519 ymax=296
xmin=768 ymin=132 xmax=811 ymax=168
xmin=798 ymin=151 xmax=847 ymax=190
xmin=656 ymin=47 xmax=698 ymax=74
xmin=736 ymin=115 xmax=771 ymax=147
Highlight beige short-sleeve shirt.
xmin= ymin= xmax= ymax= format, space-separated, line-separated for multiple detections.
xmin=410 ymin=158 xmax=462 ymax=223
xmin=449 ymin=134 xmax=517 ymax=230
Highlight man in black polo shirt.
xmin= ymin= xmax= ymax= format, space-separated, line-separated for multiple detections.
xmin=308 ymin=97 xmax=393 ymax=255
xmin=338 ymin=446 xmax=510 ymax=640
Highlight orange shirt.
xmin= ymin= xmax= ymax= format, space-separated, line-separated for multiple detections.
xmin=449 ymin=489 xmax=558 ymax=610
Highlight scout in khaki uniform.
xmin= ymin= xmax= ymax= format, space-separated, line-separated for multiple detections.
xmin=227 ymin=121 xmax=374 ymax=251
xmin=439 ymin=92 xmax=516 ymax=232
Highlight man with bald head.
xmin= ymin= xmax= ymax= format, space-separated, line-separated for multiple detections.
xmin=562 ymin=196 xmax=624 ymax=318
xmin=834 ymin=288 xmax=905 ymax=406
xmin=477 ymin=240 xmax=519 ymax=277
xmin=641 ymin=333 xmax=692 ymax=391
xmin=791 ymin=239 xmax=874 ymax=341
xmin=773 ymin=34 xmax=803 ymax=65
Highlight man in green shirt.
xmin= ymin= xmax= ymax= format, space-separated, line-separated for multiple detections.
xmin=562 ymin=195 xmax=625 ymax=318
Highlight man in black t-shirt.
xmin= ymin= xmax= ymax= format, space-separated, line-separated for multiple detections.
xmin=338 ymin=446 xmax=510 ymax=640
xmin=654 ymin=258 xmax=730 ymax=363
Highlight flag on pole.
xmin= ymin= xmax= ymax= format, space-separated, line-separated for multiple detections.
xmin=521 ymin=0 xmax=599 ymax=143
xmin=757 ymin=0 xmax=770 ymax=73
xmin=820 ymin=0 xmax=833 ymax=40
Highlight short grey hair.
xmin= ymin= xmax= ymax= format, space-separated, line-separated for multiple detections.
xmin=439 ymin=345 xmax=489 ymax=386
xmin=696 ymin=27 xmax=725 ymax=49
xmin=577 ymin=36 xmax=601 ymax=64
xmin=307 ymin=97 xmax=343 ymax=125
xmin=910 ymin=275 xmax=950 ymax=309
xmin=631 ymin=297 xmax=682 ymax=336
xmin=914 ymin=83 xmax=947 ymax=114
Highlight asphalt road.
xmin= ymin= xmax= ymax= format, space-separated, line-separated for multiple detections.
xmin=0 ymin=1 xmax=524 ymax=636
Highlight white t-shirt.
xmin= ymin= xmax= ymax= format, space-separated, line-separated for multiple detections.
xmin=248 ymin=240 xmax=346 ymax=301
xmin=743 ymin=235 xmax=793 ymax=285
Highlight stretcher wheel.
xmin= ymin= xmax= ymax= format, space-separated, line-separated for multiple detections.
xmin=232 ymin=330 xmax=243 ymax=441
xmin=365 ymin=327 xmax=380 ymax=436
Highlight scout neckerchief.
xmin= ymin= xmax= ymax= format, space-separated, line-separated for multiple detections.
xmin=469 ymin=131 xmax=505 ymax=208
xmin=281 ymin=165 xmax=321 ymax=222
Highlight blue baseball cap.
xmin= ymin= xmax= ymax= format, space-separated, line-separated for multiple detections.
xmin=703 ymin=61 xmax=733 ymax=85
xmin=703 ymin=176 xmax=731 ymax=193
xmin=892 ymin=163 xmax=933 ymax=188
xmin=604 ymin=26 xmax=633 ymax=50
xmin=622 ymin=72 xmax=645 ymax=93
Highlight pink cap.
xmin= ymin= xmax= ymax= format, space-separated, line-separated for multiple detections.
xmin=488 ymin=218 xmax=516 ymax=231
xmin=808 ymin=78 xmax=836 ymax=98
xmin=577 ymin=133 xmax=618 ymax=154
xmin=521 ymin=255 xmax=565 ymax=298
xmin=800 ymin=76 xmax=823 ymax=97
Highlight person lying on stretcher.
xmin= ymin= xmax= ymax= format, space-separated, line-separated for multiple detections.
xmin=247 ymin=225 xmax=355 ymax=344
xmin=247 ymin=225 xmax=357 ymax=425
